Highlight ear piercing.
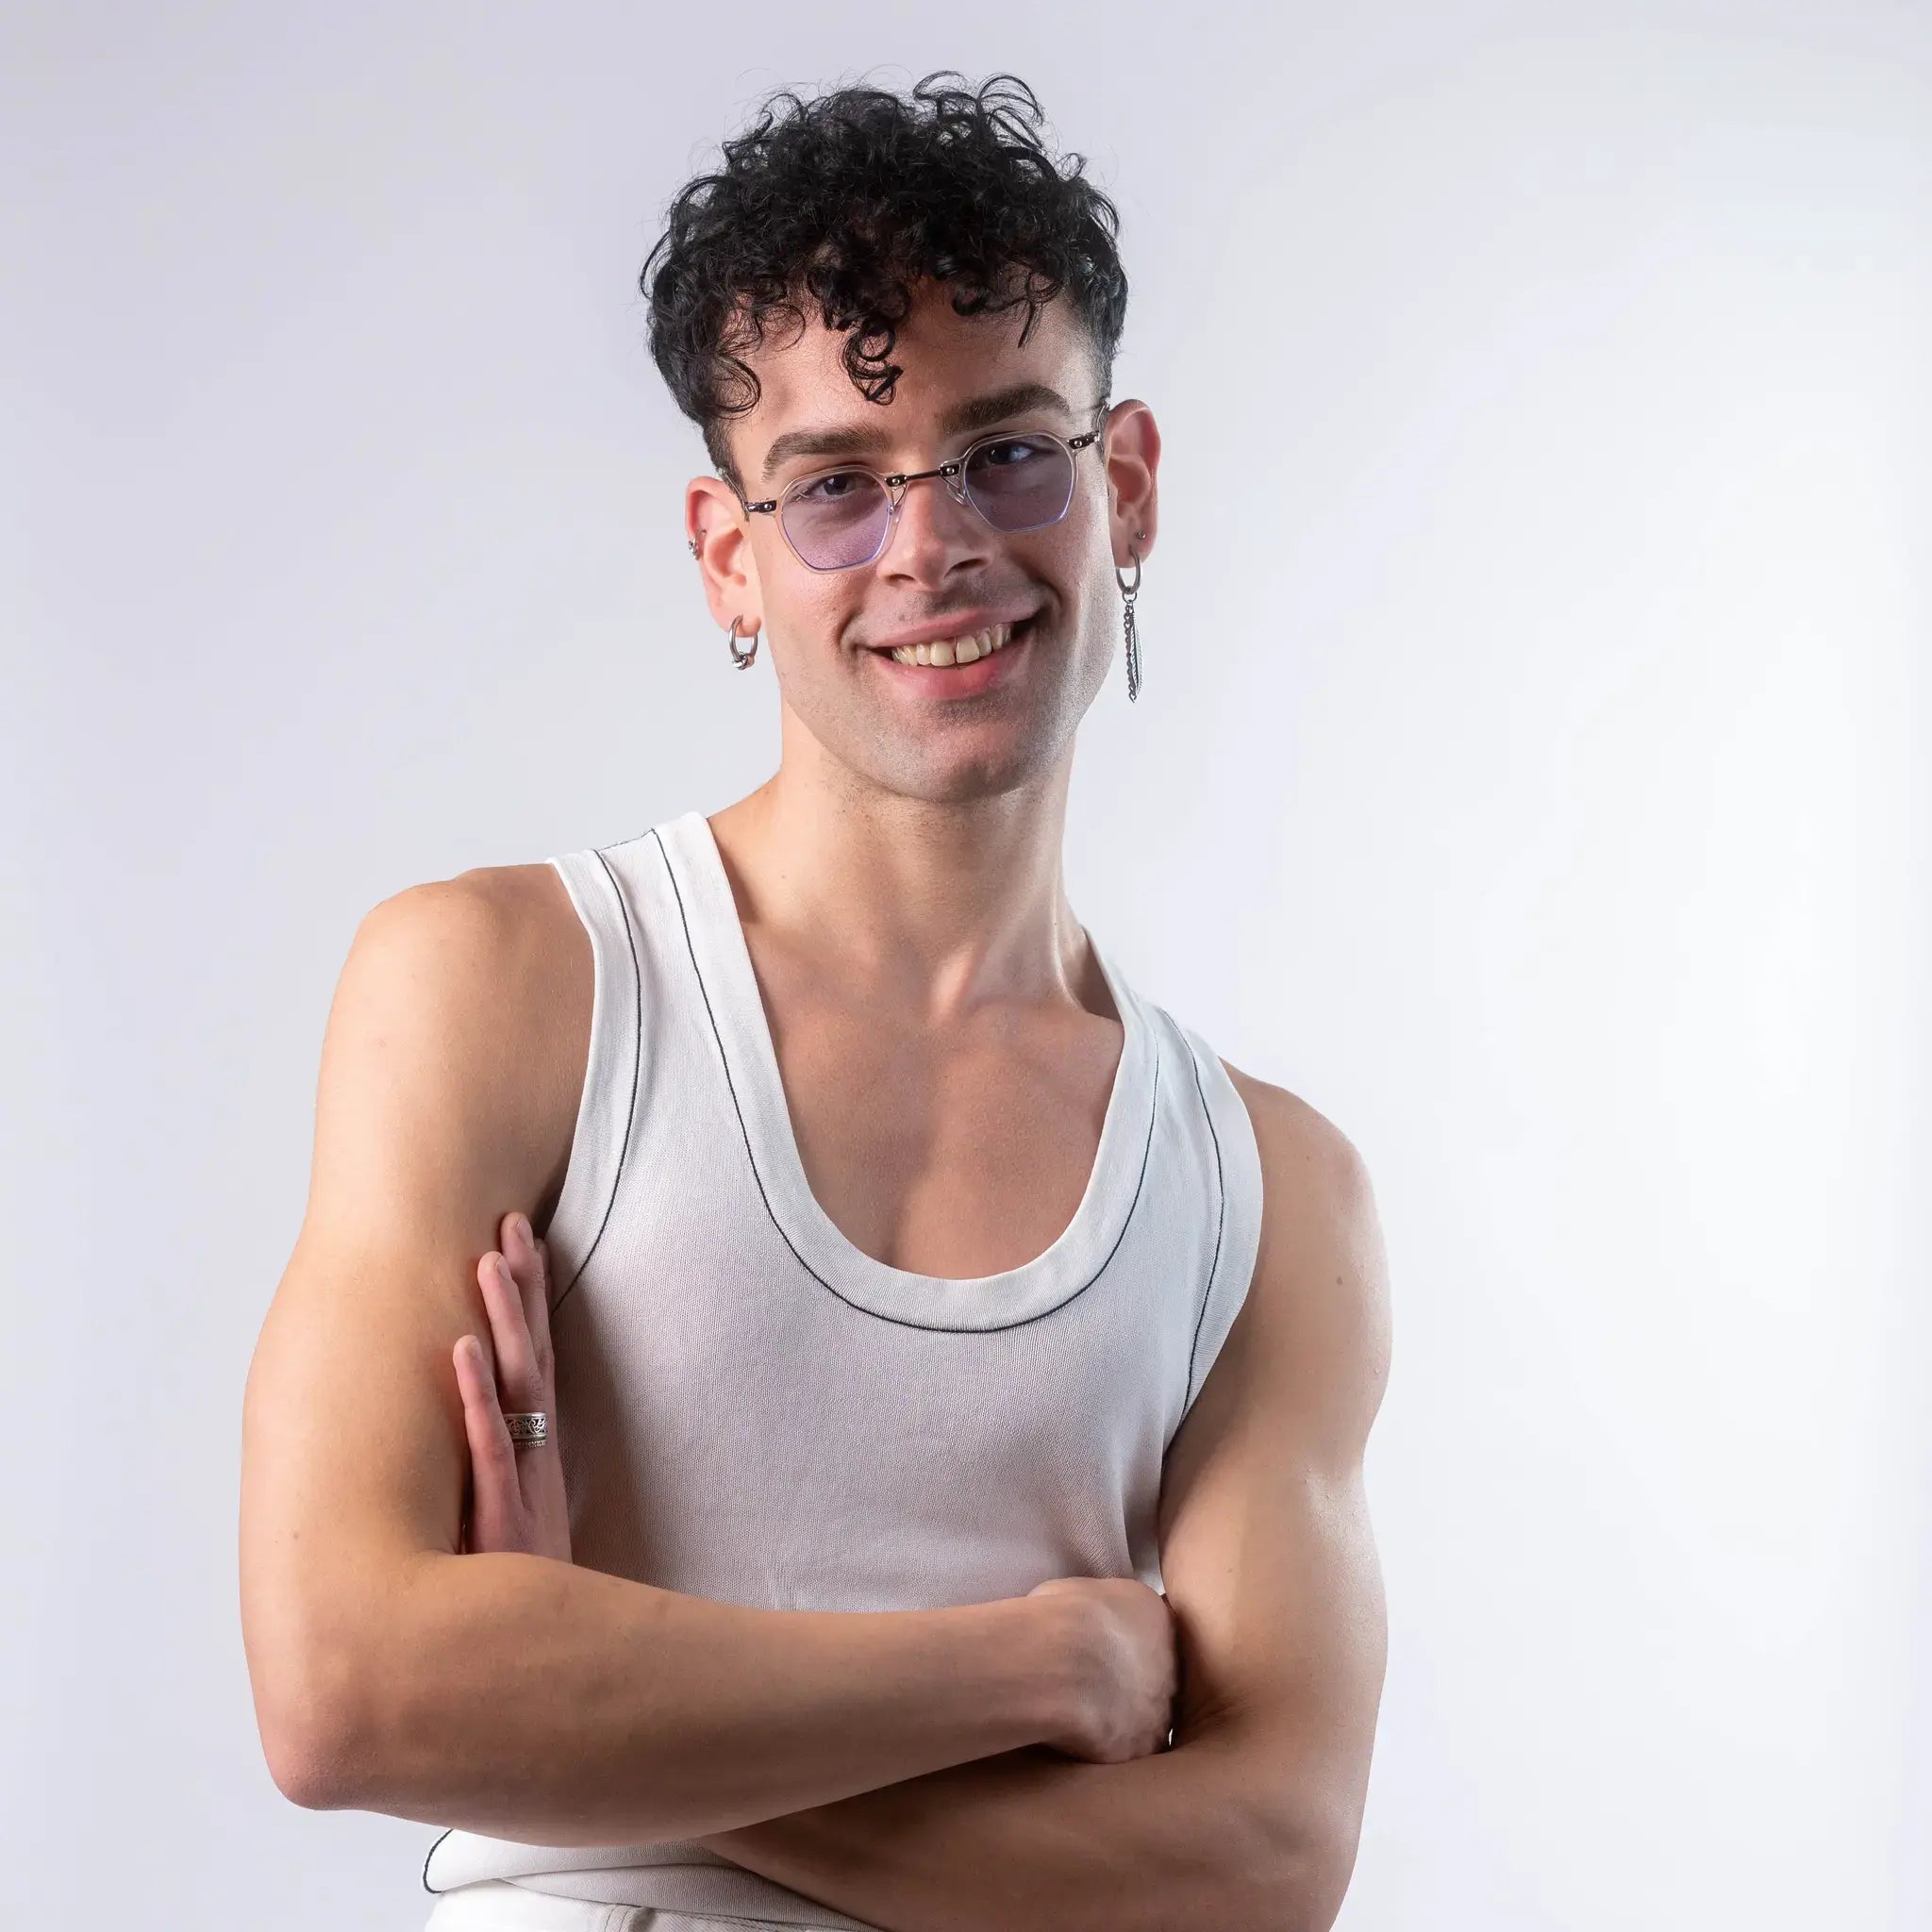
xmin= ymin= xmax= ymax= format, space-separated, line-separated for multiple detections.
xmin=1117 ymin=529 xmax=1146 ymax=702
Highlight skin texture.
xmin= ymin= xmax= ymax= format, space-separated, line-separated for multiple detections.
xmin=240 ymin=273 xmax=1392 ymax=1931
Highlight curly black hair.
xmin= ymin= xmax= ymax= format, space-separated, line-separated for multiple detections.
xmin=640 ymin=69 xmax=1129 ymax=499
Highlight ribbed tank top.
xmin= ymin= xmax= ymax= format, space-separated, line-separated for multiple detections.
xmin=423 ymin=809 xmax=1265 ymax=1925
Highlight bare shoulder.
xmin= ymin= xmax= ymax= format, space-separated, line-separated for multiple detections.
xmin=1203 ymin=1058 xmax=1391 ymax=1467
xmin=365 ymin=857 xmax=576 ymax=957
xmin=1218 ymin=1058 xmax=1371 ymax=1197
xmin=336 ymin=858 xmax=591 ymax=1231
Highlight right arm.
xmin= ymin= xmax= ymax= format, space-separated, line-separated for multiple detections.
xmin=238 ymin=874 xmax=1091 ymax=1844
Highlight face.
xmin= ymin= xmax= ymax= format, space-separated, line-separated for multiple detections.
xmin=686 ymin=277 xmax=1159 ymax=807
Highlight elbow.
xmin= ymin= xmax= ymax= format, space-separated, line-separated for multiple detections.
xmin=264 ymin=1724 xmax=347 ymax=1812
xmin=1194 ymin=1756 xmax=1359 ymax=1932
xmin=242 ymin=1531 xmax=425 ymax=1811
xmin=1243 ymin=1807 xmax=1364 ymax=1932
xmin=248 ymin=1624 xmax=375 ymax=1812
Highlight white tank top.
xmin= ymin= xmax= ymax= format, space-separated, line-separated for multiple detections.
xmin=423 ymin=809 xmax=1265 ymax=1925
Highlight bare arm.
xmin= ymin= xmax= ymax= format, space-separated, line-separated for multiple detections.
xmin=676 ymin=1066 xmax=1392 ymax=1932
xmin=239 ymin=872 xmax=1084 ymax=1843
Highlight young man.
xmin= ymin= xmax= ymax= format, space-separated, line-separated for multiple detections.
xmin=240 ymin=71 xmax=1391 ymax=1932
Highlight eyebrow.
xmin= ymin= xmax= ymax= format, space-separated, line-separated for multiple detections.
xmin=758 ymin=381 xmax=1082 ymax=486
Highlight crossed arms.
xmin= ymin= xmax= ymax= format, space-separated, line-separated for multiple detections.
xmin=239 ymin=875 xmax=1391 ymax=1932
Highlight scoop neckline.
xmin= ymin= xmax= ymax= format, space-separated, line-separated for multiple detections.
xmin=651 ymin=808 xmax=1158 ymax=1331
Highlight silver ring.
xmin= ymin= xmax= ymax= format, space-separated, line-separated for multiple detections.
xmin=504 ymin=1411 xmax=549 ymax=1446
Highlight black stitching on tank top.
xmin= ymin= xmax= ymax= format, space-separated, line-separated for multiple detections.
xmin=1180 ymin=1035 xmax=1227 ymax=1414
xmin=422 ymin=1825 xmax=452 ymax=1892
xmin=546 ymin=844 xmax=644 ymax=1322
xmin=653 ymin=824 xmax=1158 ymax=1334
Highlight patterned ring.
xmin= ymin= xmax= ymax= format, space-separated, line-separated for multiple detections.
xmin=503 ymin=1411 xmax=549 ymax=1447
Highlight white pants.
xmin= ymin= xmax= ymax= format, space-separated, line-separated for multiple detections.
xmin=424 ymin=1878 xmax=800 ymax=1931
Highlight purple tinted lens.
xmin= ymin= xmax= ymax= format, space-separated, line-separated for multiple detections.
xmin=782 ymin=471 xmax=891 ymax=570
xmin=962 ymin=435 xmax=1075 ymax=531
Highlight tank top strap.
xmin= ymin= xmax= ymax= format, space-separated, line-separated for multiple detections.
xmin=1165 ymin=1014 xmax=1265 ymax=1413
xmin=541 ymin=844 xmax=645 ymax=1314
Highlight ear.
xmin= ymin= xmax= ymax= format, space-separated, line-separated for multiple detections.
xmin=686 ymin=475 xmax=764 ymax=638
xmin=1101 ymin=399 xmax=1159 ymax=568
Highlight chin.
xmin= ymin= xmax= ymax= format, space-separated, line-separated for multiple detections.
xmin=872 ymin=742 xmax=1054 ymax=807
xmin=793 ymin=680 xmax=1083 ymax=803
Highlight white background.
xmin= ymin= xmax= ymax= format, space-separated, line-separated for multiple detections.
xmin=4 ymin=5 xmax=1925 ymax=1927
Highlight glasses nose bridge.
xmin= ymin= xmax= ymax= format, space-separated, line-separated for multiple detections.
xmin=884 ymin=458 xmax=972 ymax=523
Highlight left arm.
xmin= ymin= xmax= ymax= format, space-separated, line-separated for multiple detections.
xmin=691 ymin=1066 xmax=1393 ymax=1932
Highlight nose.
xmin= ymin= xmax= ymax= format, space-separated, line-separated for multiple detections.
xmin=879 ymin=467 xmax=991 ymax=578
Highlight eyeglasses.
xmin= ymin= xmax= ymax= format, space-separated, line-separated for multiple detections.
xmin=734 ymin=416 xmax=1107 ymax=573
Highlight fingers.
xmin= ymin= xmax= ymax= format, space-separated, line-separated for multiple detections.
xmin=453 ymin=1333 xmax=520 ymax=1526
xmin=507 ymin=1212 xmax=556 ymax=1380
xmin=476 ymin=1212 xmax=550 ymax=1419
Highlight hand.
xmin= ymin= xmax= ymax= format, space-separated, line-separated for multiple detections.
xmin=451 ymin=1210 xmax=572 ymax=1563
xmin=1025 ymin=1575 xmax=1178 ymax=1761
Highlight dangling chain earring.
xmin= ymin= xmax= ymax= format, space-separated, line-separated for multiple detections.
xmin=1117 ymin=531 xmax=1146 ymax=702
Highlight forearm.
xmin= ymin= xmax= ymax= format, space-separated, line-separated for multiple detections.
xmin=695 ymin=1722 xmax=1300 ymax=1932
xmin=314 ymin=1551 xmax=1077 ymax=1846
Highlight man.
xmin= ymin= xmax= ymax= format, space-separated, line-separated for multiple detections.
xmin=240 ymin=70 xmax=1391 ymax=1932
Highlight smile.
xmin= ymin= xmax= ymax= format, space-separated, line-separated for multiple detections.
xmin=884 ymin=620 xmax=1016 ymax=668
xmin=869 ymin=622 xmax=1035 ymax=675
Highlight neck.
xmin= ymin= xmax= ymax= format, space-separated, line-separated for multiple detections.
xmin=704 ymin=758 xmax=1097 ymax=1026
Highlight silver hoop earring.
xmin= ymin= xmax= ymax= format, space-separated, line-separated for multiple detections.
xmin=726 ymin=615 xmax=758 ymax=670
xmin=1115 ymin=532 xmax=1145 ymax=703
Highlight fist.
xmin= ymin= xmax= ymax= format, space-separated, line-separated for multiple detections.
xmin=1026 ymin=1575 xmax=1179 ymax=1762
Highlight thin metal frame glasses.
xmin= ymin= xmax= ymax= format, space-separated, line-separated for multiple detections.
xmin=736 ymin=420 xmax=1106 ymax=573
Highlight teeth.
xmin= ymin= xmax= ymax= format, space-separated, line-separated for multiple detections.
xmin=888 ymin=621 xmax=1018 ymax=668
